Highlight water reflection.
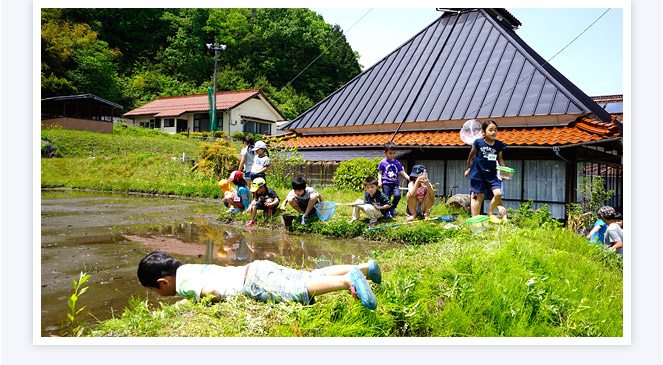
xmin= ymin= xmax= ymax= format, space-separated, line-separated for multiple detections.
xmin=126 ymin=222 xmax=377 ymax=271
xmin=40 ymin=190 xmax=396 ymax=336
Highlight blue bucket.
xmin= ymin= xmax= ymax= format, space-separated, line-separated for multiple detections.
xmin=314 ymin=201 xmax=337 ymax=221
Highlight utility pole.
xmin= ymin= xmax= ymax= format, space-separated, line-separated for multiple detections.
xmin=206 ymin=41 xmax=226 ymax=131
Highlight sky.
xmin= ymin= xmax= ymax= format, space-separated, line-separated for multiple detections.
xmin=310 ymin=8 xmax=623 ymax=97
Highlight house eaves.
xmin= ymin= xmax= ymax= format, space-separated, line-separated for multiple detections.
xmin=42 ymin=93 xmax=123 ymax=109
xmin=279 ymin=116 xmax=621 ymax=149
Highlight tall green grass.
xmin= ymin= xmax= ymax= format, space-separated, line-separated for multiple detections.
xmin=92 ymin=223 xmax=622 ymax=337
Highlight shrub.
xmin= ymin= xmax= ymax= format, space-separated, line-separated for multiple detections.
xmin=232 ymin=132 xmax=245 ymax=141
xmin=332 ymin=157 xmax=381 ymax=191
xmin=194 ymin=139 xmax=240 ymax=179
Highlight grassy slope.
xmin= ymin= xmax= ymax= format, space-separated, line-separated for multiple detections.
xmin=41 ymin=128 xmax=623 ymax=337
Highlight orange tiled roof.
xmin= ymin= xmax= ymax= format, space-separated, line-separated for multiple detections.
xmin=123 ymin=89 xmax=261 ymax=117
xmin=279 ymin=117 xmax=622 ymax=149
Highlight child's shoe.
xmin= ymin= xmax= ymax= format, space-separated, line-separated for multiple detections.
xmin=384 ymin=213 xmax=393 ymax=220
xmin=246 ymin=220 xmax=255 ymax=227
xmin=300 ymin=215 xmax=308 ymax=225
xmin=228 ymin=208 xmax=241 ymax=214
xmin=406 ymin=215 xmax=415 ymax=222
xmin=367 ymin=260 xmax=381 ymax=284
xmin=368 ymin=219 xmax=378 ymax=227
xmin=348 ymin=219 xmax=357 ymax=224
xmin=349 ymin=267 xmax=377 ymax=310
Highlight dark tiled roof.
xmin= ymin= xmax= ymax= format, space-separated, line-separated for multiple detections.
xmin=279 ymin=117 xmax=621 ymax=149
xmin=41 ymin=94 xmax=123 ymax=109
xmin=283 ymin=8 xmax=611 ymax=132
xmin=124 ymin=89 xmax=263 ymax=118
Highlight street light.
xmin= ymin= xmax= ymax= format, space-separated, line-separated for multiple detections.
xmin=206 ymin=42 xmax=226 ymax=132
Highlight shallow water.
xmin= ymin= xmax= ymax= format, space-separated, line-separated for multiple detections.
xmin=40 ymin=190 xmax=395 ymax=336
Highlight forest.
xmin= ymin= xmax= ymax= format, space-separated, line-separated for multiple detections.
xmin=40 ymin=8 xmax=363 ymax=119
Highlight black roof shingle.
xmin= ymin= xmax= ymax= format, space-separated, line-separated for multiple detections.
xmin=283 ymin=8 xmax=611 ymax=131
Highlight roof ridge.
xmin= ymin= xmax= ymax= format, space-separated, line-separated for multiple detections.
xmin=156 ymin=89 xmax=261 ymax=100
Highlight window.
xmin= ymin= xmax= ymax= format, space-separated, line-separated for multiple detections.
xmin=193 ymin=113 xmax=209 ymax=132
xmin=242 ymin=120 xmax=270 ymax=135
xmin=194 ymin=113 xmax=222 ymax=132
xmin=523 ymin=160 xmax=566 ymax=218
xmin=163 ymin=119 xmax=174 ymax=128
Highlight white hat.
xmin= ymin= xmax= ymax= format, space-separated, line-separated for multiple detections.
xmin=252 ymin=140 xmax=267 ymax=151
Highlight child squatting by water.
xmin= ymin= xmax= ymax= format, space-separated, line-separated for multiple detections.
xmin=137 ymin=252 xmax=381 ymax=309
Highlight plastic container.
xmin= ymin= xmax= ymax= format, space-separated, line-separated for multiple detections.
xmin=466 ymin=215 xmax=490 ymax=233
xmin=497 ymin=166 xmax=515 ymax=180
xmin=314 ymin=201 xmax=337 ymax=221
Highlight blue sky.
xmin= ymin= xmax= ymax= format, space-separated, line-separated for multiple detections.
xmin=310 ymin=8 xmax=623 ymax=97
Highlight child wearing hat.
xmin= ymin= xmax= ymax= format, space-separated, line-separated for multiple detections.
xmin=247 ymin=177 xmax=280 ymax=227
xmin=250 ymin=140 xmax=270 ymax=181
xmin=598 ymin=206 xmax=623 ymax=257
xmin=222 ymin=171 xmax=251 ymax=214
xmin=405 ymin=165 xmax=435 ymax=222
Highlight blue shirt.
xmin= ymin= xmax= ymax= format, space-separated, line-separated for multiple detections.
xmin=237 ymin=185 xmax=250 ymax=210
xmin=467 ymin=138 xmax=506 ymax=184
xmin=589 ymin=219 xmax=607 ymax=244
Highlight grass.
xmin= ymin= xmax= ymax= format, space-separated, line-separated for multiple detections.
xmin=41 ymin=128 xmax=624 ymax=337
xmin=92 ymin=223 xmax=622 ymax=337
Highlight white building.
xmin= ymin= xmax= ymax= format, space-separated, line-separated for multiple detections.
xmin=122 ymin=89 xmax=285 ymax=136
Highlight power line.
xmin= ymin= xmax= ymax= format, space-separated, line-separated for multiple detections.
xmin=400 ymin=8 xmax=612 ymax=147
xmin=266 ymin=9 xmax=374 ymax=109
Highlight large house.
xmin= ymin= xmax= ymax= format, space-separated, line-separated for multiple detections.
xmin=280 ymin=8 xmax=623 ymax=219
xmin=123 ymin=89 xmax=286 ymax=136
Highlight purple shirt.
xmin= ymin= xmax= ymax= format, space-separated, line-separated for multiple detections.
xmin=378 ymin=159 xmax=404 ymax=185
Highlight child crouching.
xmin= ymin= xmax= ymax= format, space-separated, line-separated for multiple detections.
xmin=348 ymin=176 xmax=392 ymax=227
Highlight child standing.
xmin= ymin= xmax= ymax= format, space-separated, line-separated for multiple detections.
xmin=464 ymin=120 xmax=507 ymax=222
xmin=405 ymin=165 xmax=435 ymax=222
xmin=238 ymin=135 xmax=256 ymax=182
xmin=246 ymin=177 xmax=280 ymax=227
xmin=377 ymin=142 xmax=410 ymax=217
xmin=348 ymin=177 xmax=392 ymax=227
xmin=250 ymin=140 xmax=270 ymax=181
xmin=223 ymin=171 xmax=251 ymax=214
xmin=137 ymin=251 xmax=381 ymax=309
xmin=280 ymin=176 xmax=324 ymax=225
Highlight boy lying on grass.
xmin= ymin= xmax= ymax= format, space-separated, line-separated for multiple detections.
xmin=137 ymin=252 xmax=381 ymax=309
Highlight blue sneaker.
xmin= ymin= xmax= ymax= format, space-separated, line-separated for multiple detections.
xmin=367 ymin=260 xmax=381 ymax=284
xmin=301 ymin=215 xmax=308 ymax=225
xmin=349 ymin=267 xmax=377 ymax=310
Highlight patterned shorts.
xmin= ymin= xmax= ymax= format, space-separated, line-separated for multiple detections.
xmin=242 ymin=260 xmax=320 ymax=305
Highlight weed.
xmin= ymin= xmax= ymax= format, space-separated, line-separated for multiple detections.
xmin=64 ymin=272 xmax=91 ymax=337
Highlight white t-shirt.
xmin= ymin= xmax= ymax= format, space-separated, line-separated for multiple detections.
xmin=285 ymin=186 xmax=319 ymax=202
xmin=251 ymin=154 xmax=270 ymax=174
xmin=176 ymin=264 xmax=246 ymax=302
xmin=239 ymin=147 xmax=255 ymax=173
